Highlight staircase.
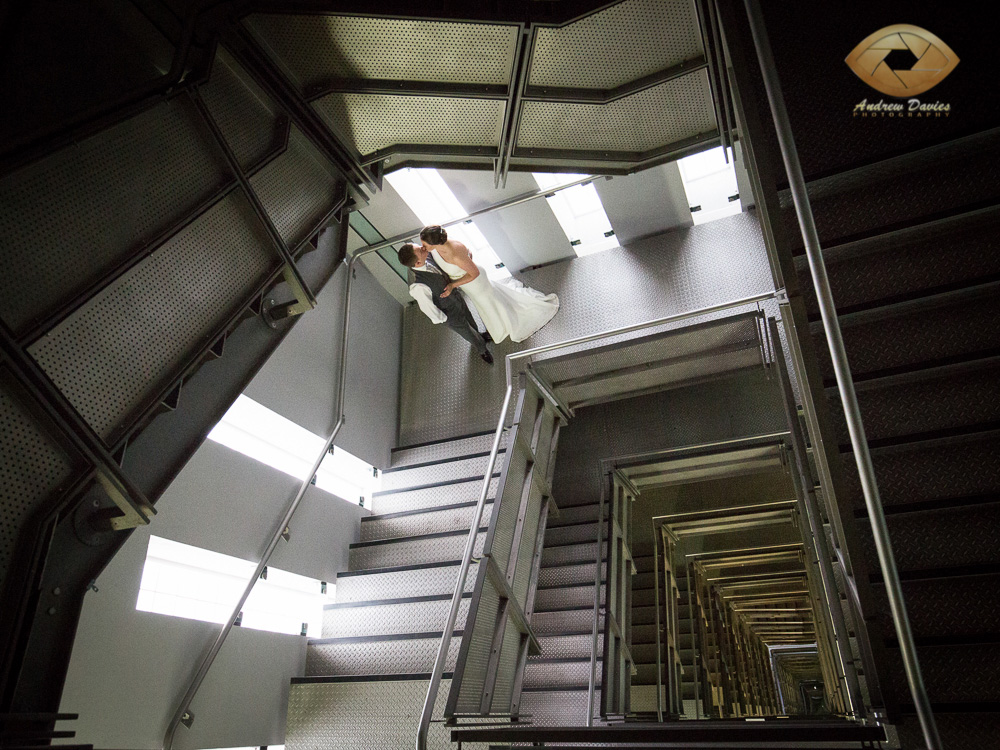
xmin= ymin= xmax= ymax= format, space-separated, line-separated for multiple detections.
xmin=787 ymin=132 xmax=1000 ymax=746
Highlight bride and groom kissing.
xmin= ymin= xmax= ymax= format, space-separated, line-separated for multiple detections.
xmin=398 ymin=225 xmax=560 ymax=365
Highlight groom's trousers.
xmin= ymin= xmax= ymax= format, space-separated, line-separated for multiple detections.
xmin=410 ymin=267 xmax=489 ymax=355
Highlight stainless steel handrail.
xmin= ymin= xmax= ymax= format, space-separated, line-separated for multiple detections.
xmin=743 ymin=2 xmax=940 ymax=747
xmin=164 ymin=236 xmax=371 ymax=749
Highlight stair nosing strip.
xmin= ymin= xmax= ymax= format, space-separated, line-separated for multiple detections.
xmin=830 ymin=352 xmax=1000 ymax=392
xmin=293 ymin=672 xmax=454 ymax=684
xmin=336 ymin=559 xmax=464 ymax=578
xmin=373 ymin=473 xmax=500 ymax=497
xmin=381 ymin=449 xmax=506 ymax=474
xmin=324 ymin=592 xmax=473 ymax=610
xmin=350 ymin=526 xmax=488 ymax=549
xmin=308 ymin=629 xmax=463 ymax=645
xmin=393 ymin=428 xmax=499 ymax=452
xmin=362 ymin=499 xmax=493 ymax=522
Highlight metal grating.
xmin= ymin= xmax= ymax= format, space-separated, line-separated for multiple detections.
xmin=0 ymin=371 xmax=80 ymax=592
xmin=0 ymin=97 xmax=227 ymax=335
xmin=248 ymin=14 xmax=517 ymax=90
xmin=28 ymin=189 xmax=275 ymax=441
xmin=335 ymin=563 xmax=475 ymax=604
xmin=313 ymin=93 xmax=504 ymax=156
xmin=248 ymin=125 xmax=341 ymax=248
xmin=516 ymin=70 xmax=716 ymax=152
xmin=348 ymin=531 xmax=487 ymax=571
xmin=529 ymin=0 xmax=702 ymax=89
xmin=306 ymin=635 xmax=461 ymax=676
xmin=200 ymin=48 xmax=282 ymax=170
xmin=322 ymin=597 xmax=471 ymax=639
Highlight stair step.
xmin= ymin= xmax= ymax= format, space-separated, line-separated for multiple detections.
xmin=305 ymin=632 xmax=462 ymax=676
xmin=531 ymin=608 xmax=599 ymax=636
xmin=831 ymin=358 xmax=1000 ymax=448
xmin=335 ymin=560 xmax=474 ymax=603
xmin=517 ymin=687 xmax=595 ymax=726
xmin=372 ymin=475 xmax=499 ymax=515
xmin=896 ymin=711 xmax=1000 ymax=750
xmin=797 ymin=204 xmax=1000 ymax=319
xmin=537 ymin=632 xmax=603 ymax=660
xmin=524 ymin=658 xmax=599 ymax=689
xmin=322 ymin=594 xmax=471 ymax=639
xmin=348 ymin=528 xmax=487 ymax=571
xmin=812 ymin=284 xmax=1000 ymax=382
xmin=542 ymin=542 xmax=599 ymax=568
xmin=534 ymin=583 xmax=603 ymax=611
xmin=380 ymin=450 xmax=507 ymax=491
xmin=360 ymin=501 xmax=493 ymax=542
xmin=843 ymin=429 xmax=1000 ymax=512
xmin=782 ymin=128 xmax=1000 ymax=251
xmin=873 ymin=573 xmax=1000 ymax=641
xmin=391 ymin=431 xmax=508 ymax=468
xmin=544 ymin=520 xmax=599 ymax=547
xmin=547 ymin=503 xmax=599 ymax=528
xmin=537 ymin=561 xmax=599 ymax=588
xmin=886 ymin=641 xmax=1000 ymax=704
xmin=858 ymin=502 xmax=1000 ymax=573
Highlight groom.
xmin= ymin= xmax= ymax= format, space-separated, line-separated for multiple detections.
xmin=397 ymin=243 xmax=493 ymax=365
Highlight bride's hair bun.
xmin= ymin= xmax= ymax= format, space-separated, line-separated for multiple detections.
xmin=420 ymin=225 xmax=448 ymax=245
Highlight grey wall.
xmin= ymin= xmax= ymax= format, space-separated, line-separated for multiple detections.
xmin=58 ymin=261 xmax=403 ymax=748
xmin=399 ymin=211 xmax=775 ymax=445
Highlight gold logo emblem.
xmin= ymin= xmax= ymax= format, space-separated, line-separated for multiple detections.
xmin=845 ymin=24 xmax=959 ymax=97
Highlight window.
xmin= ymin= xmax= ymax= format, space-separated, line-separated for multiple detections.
xmin=207 ymin=395 xmax=380 ymax=508
xmin=533 ymin=173 xmax=620 ymax=257
xmin=384 ymin=168 xmax=511 ymax=280
xmin=136 ymin=536 xmax=333 ymax=636
xmin=677 ymin=146 xmax=742 ymax=225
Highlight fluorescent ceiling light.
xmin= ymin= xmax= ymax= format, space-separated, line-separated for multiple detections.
xmin=677 ymin=146 xmax=742 ymax=225
xmin=207 ymin=395 xmax=380 ymax=508
xmin=137 ymin=535 xmax=333 ymax=637
xmin=384 ymin=168 xmax=511 ymax=280
xmin=533 ymin=173 xmax=620 ymax=257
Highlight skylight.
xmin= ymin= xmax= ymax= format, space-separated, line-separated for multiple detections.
xmin=532 ymin=173 xmax=619 ymax=257
xmin=208 ymin=395 xmax=380 ymax=509
xmin=677 ymin=146 xmax=742 ymax=225
xmin=136 ymin=535 xmax=333 ymax=636
xmin=384 ymin=168 xmax=511 ymax=280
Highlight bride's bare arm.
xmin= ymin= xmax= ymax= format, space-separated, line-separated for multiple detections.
xmin=438 ymin=241 xmax=480 ymax=297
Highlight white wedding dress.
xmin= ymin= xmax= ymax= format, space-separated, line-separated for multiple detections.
xmin=431 ymin=250 xmax=559 ymax=344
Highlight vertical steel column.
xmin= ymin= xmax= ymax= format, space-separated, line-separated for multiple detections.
xmin=743 ymin=2 xmax=940 ymax=746
xmin=586 ymin=479 xmax=608 ymax=726
xmin=652 ymin=524 xmax=664 ymax=721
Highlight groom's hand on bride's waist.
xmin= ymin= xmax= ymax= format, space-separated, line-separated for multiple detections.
xmin=440 ymin=283 xmax=455 ymax=298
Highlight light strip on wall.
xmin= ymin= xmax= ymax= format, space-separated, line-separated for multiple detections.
xmin=678 ymin=146 xmax=742 ymax=225
xmin=207 ymin=395 xmax=379 ymax=508
xmin=136 ymin=535 xmax=333 ymax=637
xmin=384 ymin=168 xmax=511 ymax=280
xmin=532 ymin=172 xmax=620 ymax=257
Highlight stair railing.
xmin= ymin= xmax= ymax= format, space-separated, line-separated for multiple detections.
xmin=743 ymin=2 xmax=941 ymax=747
xmin=416 ymin=291 xmax=778 ymax=749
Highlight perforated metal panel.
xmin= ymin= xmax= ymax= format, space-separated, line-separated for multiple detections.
xmin=517 ymin=70 xmax=716 ymax=152
xmin=306 ymin=635 xmax=461 ymax=676
xmin=322 ymin=597 xmax=471 ymax=639
xmin=361 ymin=502 xmax=494 ymax=542
xmin=249 ymin=125 xmax=341 ymax=248
xmin=349 ymin=531 xmax=487 ymax=571
xmin=0 ymin=371 xmax=81 ymax=591
xmin=335 ymin=563 xmax=474 ymax=604
xmin=313 ymin=93 xmax=504 ymax=156
xmin=0 ymin=97 xmax=227 ymax=335
xmin=200 ymin=48 xmax=282 ymax=170
xmin=452 ymin=576 xmax=501 ymax=713
xmin=248 ymin=14 xmax=517 ymax=89
xmin=529 ymin=0 xmax=702 ymax=89
xmin=285 ymin=678 xmax=489 ymax=750
xmin=28 ymin=189 xmax=275 ymax=441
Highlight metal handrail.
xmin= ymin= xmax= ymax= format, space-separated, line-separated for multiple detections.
xmin=164 ymin=231 xmax=370 ymax=750
xmin=743 ymin=2 xmax=940 ymax=747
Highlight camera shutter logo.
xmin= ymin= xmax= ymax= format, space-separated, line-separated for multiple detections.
xmin=845 ymin=24 xmax=959 ymax=97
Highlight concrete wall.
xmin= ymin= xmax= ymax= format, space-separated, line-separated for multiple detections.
xmin=58 ymin=262 xmax=403 ymax=748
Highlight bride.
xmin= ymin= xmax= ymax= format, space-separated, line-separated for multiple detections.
xmin=419 ymin=225 xmax=559 ymax=344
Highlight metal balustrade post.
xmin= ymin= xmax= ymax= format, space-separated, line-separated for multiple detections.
xmin=743 ymin=2 xmax=940 ymax=746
